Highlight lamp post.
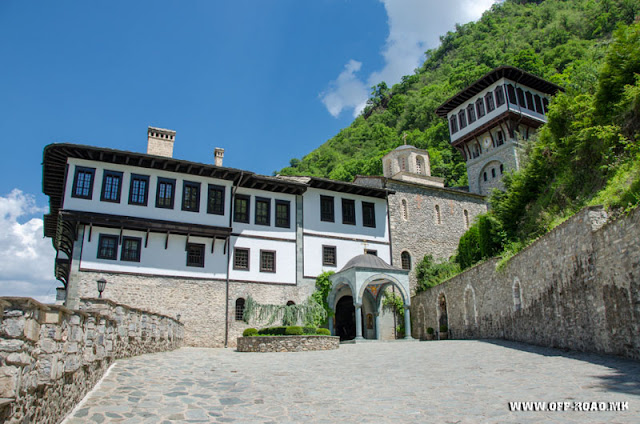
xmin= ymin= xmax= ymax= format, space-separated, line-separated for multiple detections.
xmin=97 ymin=278 xmax=107 ymax=298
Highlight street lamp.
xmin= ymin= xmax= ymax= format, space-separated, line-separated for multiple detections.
xmin=97 ymin=278 xmax=107 ymax=298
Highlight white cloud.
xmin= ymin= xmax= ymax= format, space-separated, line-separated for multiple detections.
xmin=320 ymin=0 xmax=499 ymax=117
xmin=0 ymin=189 xmax=58 ymax=303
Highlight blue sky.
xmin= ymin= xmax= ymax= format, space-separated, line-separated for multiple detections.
xmin=0 ymin=0 xmax=496 ymax=301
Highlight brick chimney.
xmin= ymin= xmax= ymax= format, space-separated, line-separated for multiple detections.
xmin=214 ymin=147 xmax=224 ymax=167
xmin=147 ymin=127 xmax=176 ymax=158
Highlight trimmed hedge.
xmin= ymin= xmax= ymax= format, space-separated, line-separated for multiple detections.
xmin=316 ymin=328 xmax=331 ymax=335
xmin=243 ymin=328 xmax=258 ymax=337
xmin=249 ymin=326 xmax=332 ymax=336
xmin=285 ymin=326 xmax=304 ymax=335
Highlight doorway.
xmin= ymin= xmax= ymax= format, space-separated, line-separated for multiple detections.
xmin=335 ymin=296 xmax=356 ymax=341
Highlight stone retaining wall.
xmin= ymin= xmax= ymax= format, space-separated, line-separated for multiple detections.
xmin=411 ymin=206 xmax=640 ymax=360
xmin=236 ymin=336 xmax=339 ymax=352
xmin=0 ymin=297 xmax=184 ymax=424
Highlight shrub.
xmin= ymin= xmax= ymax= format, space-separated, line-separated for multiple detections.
xmin=426 ymin=327 xmax=434 ymax=335
xmin=242 ymin=328 xmax=258 ymax=337
xmin=316 ymin=328 xmax=331 ymax=335
xmin=285 ymin=326 xmax=303 ymax=335
xmin=258 ymin=326 xmax=287 ymax=336
xmin=303 ymin=326 xmax=317 ymax=335
xmin=440 ymin=324 xmax=448 ymax=333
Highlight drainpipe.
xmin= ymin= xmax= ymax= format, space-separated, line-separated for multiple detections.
xmin=224 ymin=171 xmax=244 ymax=348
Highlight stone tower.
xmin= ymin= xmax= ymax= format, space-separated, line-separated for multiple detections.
xmin=435 ymin=66 xmax=563 ymax=195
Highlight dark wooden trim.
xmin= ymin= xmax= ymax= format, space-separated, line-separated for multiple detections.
xmin=303 ymin=232 xmax=390 ymax=245
xmin=259 ymin=249 xmax=276 ymax=273
xmin=231 ymin=233 xmax=295 ymax=243
xmin=233 ymin=247 xmax=250 ymax=271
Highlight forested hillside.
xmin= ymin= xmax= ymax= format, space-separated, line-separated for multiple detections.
xmin=278 ymin=0 xmax=639 ymax=188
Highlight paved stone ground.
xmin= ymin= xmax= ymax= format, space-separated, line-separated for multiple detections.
xmin=62 ymin=340 xmax=640 ymax=423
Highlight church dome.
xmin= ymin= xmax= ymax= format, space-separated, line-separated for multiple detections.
xmin=340 ymin=254 xmax=397 ymax=272
xmin=394 ymin=145 xmax=416 ymax=150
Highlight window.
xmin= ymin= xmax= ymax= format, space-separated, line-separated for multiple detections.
xmin=500 ymin=164 xmax=504 ymax=174
xmin=255 ymin=197 xmax=271 ymax=226
xmin=467 ymin=104 xmax=476 ymax=124
xmin=495 ymin=86 xmax=505 ymax=106
xmin=156 ymin=177 xmax=176 ymax=209
xmin=121 ymin=237 xmax=141 ymax=262
xmin=476 ymin=98 xmax=485 ymax=118
xmin=399 ymin=157 xmax=406 ymax=171
xmin=449 ymin=116 xmax=458 ymax=134
xmin=458 ymin=110 xmax=467 ymax=129
xmin=323 ymin=245 xmax=337 ymax=266
xmin=507 ymin=84 xmax=517 ymax=104
xmin=97 ymin=234 xmax=118 ymax=260
xmin=182 ymin=181 xmax=200 ymax=212
xmin=401 ymin=251 xmax=411 ymax=270
xmin=416 ymin=156 xmax=424 ymax=175
xmin=275 ymin=200 xmax=290 ymax=228
xmin=534 ymin=94 xmax=543 ymax=114
xmin=234 ymin=248 xmax=249 ymax=270
xmin=320 ymin=195 xmax=334 ymax=222
xmin=362 ymin=202 xmax=376 ymax=228
xmin=496 ymin=130 xmax=505 ymax=146
xmin=483 ymin=172 xmax=487 ymax=182
xmin=286 ymin=301 xmax=295 ymax=306
xmin=542 ymin=98 xmax=549 ymax=113
xmin=401 ymin=199 xmax=408 ymax=220
xmin=235 ymin=298 xmax=245 ymax=321
xmin=100 ymin=170 xmax=123 ymax=203
xmin=342 ymin=199 xmax=356 ymax=225
xmin=435 ymin=204 xmax=441 ymax=224
xmin=260 ymin=250 xmax=276 ymax=273
xmin=234 ymin=194 xmax=250 ymax=223
xmin=365 ymin=249 xmax=377 ymax=256
xmin=207 ymin=184 xmax=225 ymax=215
xmin=472 ymin=144 xmax=480 ymax=158
xmin=464 ymin=210 xmax=470 ymax=229
xmin=525 ymin=91 xmax=534 ymax=111
xmin=186 ymin=243 xmax=205 ymax=267
xmin=485 ymin=91 xmax=495 ymax=112
xmin=491 ymin=168 xmax=496 ymax=178
xmin=71 ymin=166 xmax=95 ymax=199
xmin=129 ymin=174 xmax=149 ymax=206
xmin=516 ymin=87 xmax=526 ymax=108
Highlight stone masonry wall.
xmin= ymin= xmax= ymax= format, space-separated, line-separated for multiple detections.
xmin=0 ymin=297 xmax=183 ymax=424
xmin=386 ymin=181 xmax=487 ymax=292
xmin=69 ymin=271 xmax=315 ymax=348
xmin=236 ymin=335 xmax=339 ymax=352
xmin=411 ymin=206 xmax=640 ymax=360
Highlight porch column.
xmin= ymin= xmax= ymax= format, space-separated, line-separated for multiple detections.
xmin=355 ymin=303 xmax=364 ymax=340
xmin=374 ymin=312 xmax=380 ymax=340
xmin=404 ymin=306 xmax=413 ymax=340
xmin=328 ymin=316 xmax=334 ymax=336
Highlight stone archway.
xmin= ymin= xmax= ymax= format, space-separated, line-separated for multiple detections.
xmin=438 ymin=292 xmax=448 ymax=332
xmin=335 ymin=295 xmax=356 ymax=341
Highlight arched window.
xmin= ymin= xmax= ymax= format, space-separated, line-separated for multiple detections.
xmin=475 ymin=98 xmax=485 ymax=118
xmin=467 ymin=104 xmax=476 ymax=123
xmin=463 ymin=210 xmax=469 ymax=229
xmin=416 ymin=156 xmax=424 ymax=175
xmin=513 ymin=278 xmax=522 ymax=312
xmin=435 ymin=204 xmax=441 ymax=225
xmin=500 ymin=164 xmax=504 ymax=174
xmin=401 ymin=199 xmax=408 ymax=220
xmin=235 ymin=298 xmax=245 ymax=321
xmin=449 ymin=116 xmax=458 ymax=134
xmin=401 ymin=251 xmax=411 ymax=270
xmin=286 ymin=300 xmax=295 ymax=306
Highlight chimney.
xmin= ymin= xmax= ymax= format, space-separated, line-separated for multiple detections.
xmin=147 ymin=127 xmax=176 ymax=158
xmin=214 ymin=147 xmax=224 ymax=167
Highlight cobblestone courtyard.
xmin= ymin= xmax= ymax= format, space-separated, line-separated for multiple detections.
xmin=62 ymin=340 xmax=640 ymax=423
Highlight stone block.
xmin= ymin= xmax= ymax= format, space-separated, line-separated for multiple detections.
xmin=65 ymin=342 xmax=78 ymax=354
xmin=1 ymin=318 xmax=25 ymax=338
xmin=69 ymin=315 xmax=81 ymax=325
xmin=43 ymin=311 xmax=60 ymax=324
xmin=0 ymin=366 xmax=19 ymax=397
xmin=6 ymin=353 xmax=32 ymax=366
xmin=0 ymin=340 xmax=24 ymax=353
xmin=4 ymin=310 xmax=24 ymax=318
xmin=40 ymin=339 xmax=58 ymax=354
xmin=23 ymin=319 xmax=40 ymax=342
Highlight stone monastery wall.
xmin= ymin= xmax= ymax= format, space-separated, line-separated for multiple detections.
xmin=411 ymin=206 xmax=640 ymax=360
xmin=0 ymin=297 xmax=183 ymax=424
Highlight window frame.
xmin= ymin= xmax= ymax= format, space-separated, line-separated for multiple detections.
xmin=362 ymin=201 xmax=376 ymax=228
xmin=71 ymin=166 xmax=96 ymax=200
xmin=120 ymin=236 xmax=142 ymax=262
xmin=97 ymin=234 xmax=119 ymax=260
xmin=235 ymin=298 xmax=245 ymax=321
xmin=458 ymin=109 xmax=467 ymax=129
xmin=320 ymin=195 xmax=335 ymax=223
xmin=181 ymin=181 xmax=201 ymax=213
xmin=207 ymin=184 xmax=226 ymax=216
xmin=254 ymin=197 xmax=271 ymax=226
xmin=156 ymin=177 xmax=176 ymax=209
xmin=259 ymin=250 xmax=276 ymax=273
xmin=506 ymin=84 xmax=517 ymax=104
xmin=466 ymin=104 xmax=476 ymax=124
xmin=233 ymin=247 xmax=250 ymax=270
xmin=186 ymin=243 xmax=205 ymax=268
xmin=341 ymin=198 xmax=356 ymax=225
xmin=449 ymin=115 xmax=458 ymax=134
xmin=475 ymin=98 xmax=485 ymax=118
xmin=495 ymin=86 xmax=505 ymax=107
xmin=100 ymin=170 xmax=124 ymax=203
xmin=516 ymin=87 xmax=526 ymax=108
xmin=485 ymin=91 xmax=495 ymax=112
xmin=275 ymin=200 xmax=291 ymax=228
xmin=401 ymin=251 xmax=411 ymax=270
xmin=365 ymin=249 xmax=378 ymax=256
xmin=128 ymin=174 xmax=150 ymax=206
xmin=233 ymin=194 xmax=250 ymax=223
xmin=322 ymin=245 xmax=337 ymax=267
xmin=534 ymin=94 xmax=543 ymax=114
xmin=525 ymin=91 xmax=534 ymax=111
